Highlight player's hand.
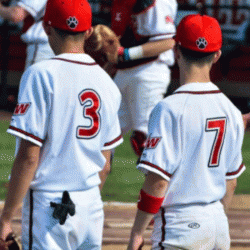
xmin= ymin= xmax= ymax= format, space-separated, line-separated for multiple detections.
xmin=127 ymin=234 xmax=144 ymax=250
xmin=0 ymin=219 xmax=13 ymax=242
xmin=243 ymin=113 xmax=250 ymax=131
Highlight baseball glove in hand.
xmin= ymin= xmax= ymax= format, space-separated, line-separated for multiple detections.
xmin=50 ymin=191 xmax=75 ymax=225
xmin=0 ymin=233 xmax=20 ymax=250
xmin=85 ymin=24 xmax=121 ymax=77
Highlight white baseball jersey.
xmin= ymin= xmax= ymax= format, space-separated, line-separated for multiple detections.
xmin=7 ymin=53 xmax=123 ymax=191
xmin=138 ymin=82 xmax=245 ymax=206
xmin=113 ymin=0 xmax=178 ymax=134
xmin=132 ymin=0 xmax=177 ymax=66
xmin=17 ymin=0 xmax=48 ymax=43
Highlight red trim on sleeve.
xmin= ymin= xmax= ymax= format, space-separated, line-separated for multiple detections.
xmin=226 ymin=163 xmax=245 ymax=177
xmin=8 ymin=126 xmax=44 ymax=143
xmin=104 ymin=134 xmax=123 ymax=146
xmin=139 ymin=160 xmax=172 ymax=178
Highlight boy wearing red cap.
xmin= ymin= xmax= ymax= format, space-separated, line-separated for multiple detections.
xmin=0 ymin=0 xmax=123 ymax=249
xmin=127 ymin=14 xmax=245 ymax=250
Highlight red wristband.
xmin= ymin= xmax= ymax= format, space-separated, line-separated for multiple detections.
xmin=118 ymin=46 xmax=125 ymax=56
xmin=137 ymin=189 xmax=164 ymax=214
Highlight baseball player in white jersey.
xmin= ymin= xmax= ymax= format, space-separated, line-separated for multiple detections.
xmin=111 ymin=0 xmax=177 ymax=157
xmin=0 ymin=0 xmax=54 ymax=69
xmin=0 ymin=0 xmax=123 ymax=249
xmin=127 ymin=14 xmax=245 ymax=250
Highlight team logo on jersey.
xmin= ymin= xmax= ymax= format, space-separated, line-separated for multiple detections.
xmin=66 ymin=16 xmax=78 ymax=29
xmin=196 ymin=37 xmax=208 ymax=50
xmin=188 ymin=222 xmax=200 ymax=229
xmin=13 ymin=103 xmax=31 ymax=116
xmin=145 ymin=136 xmax=161 ymax=149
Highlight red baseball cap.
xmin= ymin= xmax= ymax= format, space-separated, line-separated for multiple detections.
xmin=175 ymin=14 xmax=222 ymax=53
xmin=44 ymin=0 xmax=92 ymax=32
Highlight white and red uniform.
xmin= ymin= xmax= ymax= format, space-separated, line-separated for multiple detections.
xmin=17 ymin=0 xmax=54 ymax=69
xmin=138 ymin=82 xmax=245 ymax=249
xmin=111 ymin=0 xmax=177 ymax=135
xmin=7 ymin=53 xmax=123 ymax=249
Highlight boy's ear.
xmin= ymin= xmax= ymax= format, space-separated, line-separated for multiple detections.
xmin=85 ymin=27 xmax=94 ymax=40
xmin=213 ymin=50 xmax=222 ymax=64
xmin=174 ymin=44 xmax=181 ymax=61
xmin=43 ymin=21 xmax=51 ymax=36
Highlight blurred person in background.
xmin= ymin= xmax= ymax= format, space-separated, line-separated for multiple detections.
xmin=0 ymin=0 xmax=54 ymax=69
xmin=111 ymin=0 xmax=177 ymax=159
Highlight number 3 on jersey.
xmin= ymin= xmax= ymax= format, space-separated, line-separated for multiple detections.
xmin=77 ymin=89 xmax=101 ymax=139
xmin=205 ymin=117 xmax=227 ymax=167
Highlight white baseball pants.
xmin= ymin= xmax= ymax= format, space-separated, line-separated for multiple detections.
xmin=152 ymin=201 xmax=230 ymax=250
xmin=22 ymin=186 xmax=104 ymax=250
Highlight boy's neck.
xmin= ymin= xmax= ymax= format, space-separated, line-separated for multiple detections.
xmin=180 ymin=64 xmax=211 ymax=86
xmin=54 ymin=40 xmax=85 ymax=55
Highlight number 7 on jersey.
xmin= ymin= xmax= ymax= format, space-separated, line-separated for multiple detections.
xmin=205 ymin=117 xmax=227 ymax=167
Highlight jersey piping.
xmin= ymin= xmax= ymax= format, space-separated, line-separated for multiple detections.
xmin=104 ymin=134 xmax=123 ymax=146
xmin=174 ymin=90 xmax=222 ymax=95
xmin=51 ymin=58 xmax=97 ymax=66
xmin=139 ymin=160 xmax=172 ymax=178
xmin=8 ymin=126 xmax=44 ymax=144
xmin=159 ymin=207 xmax=166 ymax=250
xmin=28 ymin=189 xmax=34 ymax=250
xmin=226 ymin=163 xmax=245 ymax=177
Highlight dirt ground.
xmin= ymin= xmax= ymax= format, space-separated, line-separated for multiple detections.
xmin=1 ymin=110 xmax=250 ymax=249
xmin=103 ymin=200 xmax=250 ymax=250
xmin=1 ymin=201 xmax=250 ymax=250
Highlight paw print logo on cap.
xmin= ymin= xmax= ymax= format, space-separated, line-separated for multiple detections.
xmin=66 ymin=16 xmax=78 ymax=29
xmin=196 ymin=37 xmax=208 ymax=50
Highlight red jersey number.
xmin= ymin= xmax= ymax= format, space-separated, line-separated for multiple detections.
xmin=77 ymin=89 xmax=101 ymax=139
xmin=205 ymin=117 xmax=227 ymax=167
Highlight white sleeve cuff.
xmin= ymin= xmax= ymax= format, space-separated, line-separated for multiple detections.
xmin=7 ymin=127 xmax=43 ymax=147
xmin=226 ymin=163 xmax=246 ymax=179
xmin=17 ymin=2 xmax=38 ymax=17
xmin=102 ymin=135 xmax=123 ymax=150
xmin=137 ymin=161 xmax=171 ymax=181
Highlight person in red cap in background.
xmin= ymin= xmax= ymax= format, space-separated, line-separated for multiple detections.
xmin=110 ymin=0 xmax=177 ymax=158
xmin=127 ymin=14 xmax=245 ymax=250
xmin=0 ymin=0 xmax=123 ymax=249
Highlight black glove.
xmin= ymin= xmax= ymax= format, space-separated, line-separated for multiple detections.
xmin=50 ymin=191 xmax=75 ymax=225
